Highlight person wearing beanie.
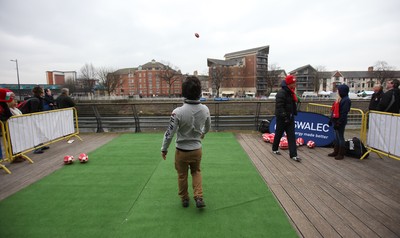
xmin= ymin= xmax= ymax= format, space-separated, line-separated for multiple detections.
xmin=272 ymin=75 xmax=301 ymax=162
xmin=0 ymin=88 xmax=14 ymax=122
xmin=161 ymin=76 xmax=211 ymax=208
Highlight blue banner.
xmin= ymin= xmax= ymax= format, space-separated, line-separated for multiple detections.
xmin=269 ymin=111 xmax=334 ymax=147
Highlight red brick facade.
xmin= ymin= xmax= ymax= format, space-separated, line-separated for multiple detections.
xmin=207 ymin=45 xmax=269 ymax=97
xmin=114 ymin=60 xmax=183 ymax=97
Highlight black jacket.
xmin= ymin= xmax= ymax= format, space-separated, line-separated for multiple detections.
xmin=56 ymin=94 xmax=75 ymax=109
xmin=43 ymin=94 xmax=56 ymax=110
xmin=378 ymin=88 xmax=400 ymax=113
xmin=368 ymin=90 xmax=383 ymax=111
xmin=0 ymin=102 xmax=12 ymax=122
xmin=23 ymin=96 xmax=43 ymax=113
xmin=275 ymin=81 xmax=298 ymax=121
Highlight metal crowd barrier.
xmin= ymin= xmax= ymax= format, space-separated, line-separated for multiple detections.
xmin=306 ymin=103 xmax=366 ymax=142
xmin=361 ymin=111 xmax=400 ymax=161
xmin=2 ymin=108 xmax=82 ymax=173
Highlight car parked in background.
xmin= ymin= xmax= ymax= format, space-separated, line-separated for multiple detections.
xmin=267 ymin=93 xmax=277 ymax=100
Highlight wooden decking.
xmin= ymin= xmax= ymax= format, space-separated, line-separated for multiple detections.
xmin=0 ymin=133 xmax=119 ymax=201
xmin=237 ymin=131 xmax=400 ymax=238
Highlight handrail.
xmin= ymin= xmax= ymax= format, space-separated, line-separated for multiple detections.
xmin=74 ymin=101 xmax=368 ymax=133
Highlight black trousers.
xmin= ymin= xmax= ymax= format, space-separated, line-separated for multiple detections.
xmin=272 ymin=118 xmax=297 ymax=158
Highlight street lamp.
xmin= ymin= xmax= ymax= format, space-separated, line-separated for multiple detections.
xmin=10 ymin=59 xmax=22 ymax=101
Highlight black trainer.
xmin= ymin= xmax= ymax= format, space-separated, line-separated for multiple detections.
xmin=272 ymin=150 xmax=281 ymax=155
xmin=182 ymin=199 xmax=189 ymax=208
xmin=33 ymin=149 xmax=43 ymax=154
xmin=195 ymin=197 xmax=206 ymax=208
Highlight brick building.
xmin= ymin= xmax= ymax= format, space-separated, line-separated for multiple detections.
xmin=114 ymin=60 xmax=183 ymax=97
xmin=46 ymin=71 xmax=77 ymax=85
xmin=207 ymin=45 xmax=269 ymax=97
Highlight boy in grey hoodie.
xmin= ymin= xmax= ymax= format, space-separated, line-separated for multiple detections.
xmin=161 ymin=76 xmax=211 ymax=208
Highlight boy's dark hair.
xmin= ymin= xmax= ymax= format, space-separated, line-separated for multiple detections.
xmin=182 ymin=76 xmax=201 ymax=100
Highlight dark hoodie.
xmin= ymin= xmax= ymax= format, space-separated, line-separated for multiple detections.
xmin=332 ymin=85 xmax=351 ymax=126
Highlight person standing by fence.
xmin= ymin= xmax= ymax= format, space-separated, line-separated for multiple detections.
xmin=56 ymin=88 xmax=75 ymax=109
xmin=161 ymin=76 xmax=211 ymax=209
xmin=328 ymin=84 xmax=351 ymax=160
xmin=368 ymin=85 xmax=383 ymax=111
xmin=378 ymin=79 xmax=400 ymax=113
xmin=6 ymin=92 xmax=22 ymax=116
xmin=43 ymin=88 xmax=56 ymax=111
xmin=23 ymin=86 xmax=49 ymax=154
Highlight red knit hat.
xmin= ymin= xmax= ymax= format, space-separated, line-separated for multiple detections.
xmin=0 ymin=88 xmax=14 ymax=103
xmin=285 ymin=75 xmax=296 ymax=85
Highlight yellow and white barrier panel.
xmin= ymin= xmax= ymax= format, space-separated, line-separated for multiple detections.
xmin=362 ymin=111 xmax=400 ymax=161
xmin=5 ymin=107 xmax=82 ymax=166
xmin=0 ymin=121 xmax=12 ymax=174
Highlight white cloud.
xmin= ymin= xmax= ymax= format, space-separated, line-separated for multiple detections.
xmin=1 ymin=0 xmax=399 ymax=84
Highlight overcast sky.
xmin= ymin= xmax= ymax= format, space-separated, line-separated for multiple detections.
xmin=1 ymin=0 xmax=399 ymax=84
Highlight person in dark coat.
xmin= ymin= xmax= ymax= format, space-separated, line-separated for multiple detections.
xmin=27 ymin=86 xmax=49 ymax=154
xmin=20 ymin=86 xmax=44 ymax=114
xmin=378 ymin=79 xmax=400 ymax=113
xmin=56 ymin=88 xmax=75 ymax=109
xmin=43 ymin=88 xmax=56 ymax=110
xmin=368 ymin=85 xmax=383 ymax=111
xmin=328 ymin=84 xmax=351 ymax=160
xmin=272 ymin=75 xmax=301 ymax=162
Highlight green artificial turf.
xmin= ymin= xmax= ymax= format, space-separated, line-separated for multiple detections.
xmin=0 ymin=133 xmax=297 ymax=238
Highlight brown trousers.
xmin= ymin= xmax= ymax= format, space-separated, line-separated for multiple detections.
xmin=175 ymin=148 xmax=203 ymax=200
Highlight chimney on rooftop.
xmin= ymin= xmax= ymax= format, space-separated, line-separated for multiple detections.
xmin=368 ymin=66 xmax=374 ymax=72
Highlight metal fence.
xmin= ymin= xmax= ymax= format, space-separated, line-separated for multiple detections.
xmin=75 ymin=101 xmax=367 ymax=133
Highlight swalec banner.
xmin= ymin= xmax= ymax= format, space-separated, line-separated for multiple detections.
xmin=269 ymin=111 xmax=334 ymax=147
